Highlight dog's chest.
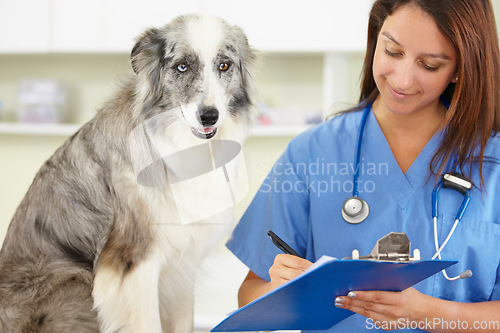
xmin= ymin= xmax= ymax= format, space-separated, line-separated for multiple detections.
xmin=137 ymin=173 xmax=235 ymax=227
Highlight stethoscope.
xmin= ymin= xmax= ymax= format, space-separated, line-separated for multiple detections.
xmin=341 ymin=99 xmax=473 ymax=280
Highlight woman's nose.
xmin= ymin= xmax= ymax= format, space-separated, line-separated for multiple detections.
xmin=392 ymin=60 xmax=415 ymax=91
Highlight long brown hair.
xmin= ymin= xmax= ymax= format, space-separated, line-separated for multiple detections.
xmin=357 ymin=0 xmax=500 ymax=187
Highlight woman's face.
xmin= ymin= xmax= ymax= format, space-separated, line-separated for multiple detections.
xmin=372 ymin=4 xmax=458 ymax=117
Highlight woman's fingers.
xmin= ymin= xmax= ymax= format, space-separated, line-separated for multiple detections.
xmin=334 ymin=288 xmax=421 ymax=331
xmin=269 ymin=254 xmax=312 ymax=284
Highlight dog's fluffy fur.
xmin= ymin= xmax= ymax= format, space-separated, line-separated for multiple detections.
xmin=0 ymin=14 xmax=257 ymax=333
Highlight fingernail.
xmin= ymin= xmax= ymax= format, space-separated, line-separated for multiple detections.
xmin=348 ymin=291 xmax=357 ymax=298
xmin=334 ymin=297 xmax=344 ymax=308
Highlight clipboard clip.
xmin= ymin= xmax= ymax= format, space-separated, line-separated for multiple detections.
xmin=345 ymin=232 xmax=421 ymax=262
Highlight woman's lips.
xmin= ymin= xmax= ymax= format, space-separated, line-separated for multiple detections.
xmin=387 ymin=83 xmax=416 ymax=100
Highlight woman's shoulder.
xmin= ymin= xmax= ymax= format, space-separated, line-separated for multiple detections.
xmin=485 ymin=132 xmax=500 ymax=157
xmin=484 ymin=132 xmax=500 ymax=165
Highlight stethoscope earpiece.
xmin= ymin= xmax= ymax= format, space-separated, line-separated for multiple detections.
xmin=342 ymin=196 xmax=370 ymax=224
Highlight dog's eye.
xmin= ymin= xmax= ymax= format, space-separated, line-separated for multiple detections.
xmin=177 ymin=64 xmax=188 ymax=72
xmin=219 ymin=63 xmax=230 ymax=71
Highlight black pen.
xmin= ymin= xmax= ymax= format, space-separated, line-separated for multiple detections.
xmin=267 ymin=230 xmax=303 ymax=258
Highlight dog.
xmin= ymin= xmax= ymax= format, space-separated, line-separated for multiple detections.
xmin=0 ymin=14 xmax=257 ymax=333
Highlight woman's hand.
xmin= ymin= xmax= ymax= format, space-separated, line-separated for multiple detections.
xmin=238 ymin=254 xmax=313 ymax=307
xmin=268 ymin=254 xmax=313 ymax=288
xmin=334 ymin=287 xmax=424 ymax=331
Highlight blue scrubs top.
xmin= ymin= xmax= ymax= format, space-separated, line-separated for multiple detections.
xmin=227 ymin=107 xmax=500 ymax=332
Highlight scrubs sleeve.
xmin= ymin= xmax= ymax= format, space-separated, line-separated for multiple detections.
xmin=490 ymin=265 xmax=500 ymax=301
xmin=487 ymin=137 xmax=500 ymax=301
xmin=226 ymin=138 xmax=311 ymax=282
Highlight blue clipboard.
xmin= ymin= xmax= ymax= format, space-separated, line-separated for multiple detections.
xmin=211 ymin=257 xmax=457 ymax=332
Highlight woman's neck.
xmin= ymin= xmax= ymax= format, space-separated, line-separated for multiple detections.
xmin=372 ymin=97 xmax=446 ymax=173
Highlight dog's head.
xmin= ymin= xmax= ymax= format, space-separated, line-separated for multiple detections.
xmin=130 ymin=14 xmax=258 ymax=140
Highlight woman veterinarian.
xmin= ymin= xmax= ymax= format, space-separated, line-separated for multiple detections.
xmin=227 ymin=0 xmax=500 ymax=331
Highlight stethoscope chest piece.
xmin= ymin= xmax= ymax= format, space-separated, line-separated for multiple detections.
xmin=342 ymin=196 xmax=370 ymax=224
xmin=342 ymin=106 xmax=371 ymax=225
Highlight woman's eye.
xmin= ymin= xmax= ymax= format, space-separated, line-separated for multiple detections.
xmin=385 ymin=48 xmax=400 ymax=57
xmin=219 ymin=63 xmax=230 ymax=71
xmin=177 ymin=64 xmax=188 ymax=72
xmin=421 ymin=62 xmax=440 ymax=72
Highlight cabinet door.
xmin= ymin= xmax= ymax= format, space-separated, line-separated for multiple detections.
xmin=51 ymin=0 xmax=105 ymax=52
xmin=102 ymin=0 xmax=203 ymax=52
xmin=205 ymin=0 xmax=373 ymax=52
xmin=0 ymin=0 xmax=50 ymax=53
xmin=51 ymin=0 xmax=203 ymax=53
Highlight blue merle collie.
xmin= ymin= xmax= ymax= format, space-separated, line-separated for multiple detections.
xmin=0 ymin=14 xmax=257 ymax=333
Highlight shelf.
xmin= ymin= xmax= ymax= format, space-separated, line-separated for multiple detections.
xmin=249 ymin=124 xmax=313 ymax=137
xmin=0 ymin=123 xmax=312 ymax=138
xmin=0 ymin=123 xmax=80 ymax=136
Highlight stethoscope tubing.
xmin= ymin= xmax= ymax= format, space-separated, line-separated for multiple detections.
xmin=353 ymin=106 xmax=370 ymax=197
xmin=343 ymin=102 xmax=472 ymax=280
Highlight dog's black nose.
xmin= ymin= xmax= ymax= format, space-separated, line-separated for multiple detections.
xmin=198 ymin=107 xmax=219 ymax=126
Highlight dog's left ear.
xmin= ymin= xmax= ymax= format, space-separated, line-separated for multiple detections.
xmin=131 ymin=28 xmax=166 ymax=74
xmin=234 ymin=26 xmax=259 ymax=105
xmin=131 ymin=28 xmax=166 ymax=107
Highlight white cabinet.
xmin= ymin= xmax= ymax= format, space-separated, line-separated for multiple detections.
xmin=0 ymin=0 xmax=51 ymax=53
xmin=0 ymin=1 xmax=370 ymax=136
xmin=51 ymin=0 xmax=105 ymax=52
xmin=102 ymin=0 xmax=203 ymax=52
xmin=205 ymin=0 xmax=373 ymax=52
xmin=0 ymin=0 xmax=373 ymax=53
xmin=52 ymin=0 xmax=202 ymax=52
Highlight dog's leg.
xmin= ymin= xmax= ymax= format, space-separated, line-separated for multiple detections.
xmin=158 ymin=263 xmax=195 ymax=333
xmin=93 ymin=248 xmax=164 ymax=333
xmin=92 ymin=203 xmax=164 ymax=333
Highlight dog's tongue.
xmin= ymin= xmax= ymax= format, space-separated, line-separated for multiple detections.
xmin=199 ymin=127 xmax=213 ymax=134
xmin=191 ymin=126 xmax=217 ymax=139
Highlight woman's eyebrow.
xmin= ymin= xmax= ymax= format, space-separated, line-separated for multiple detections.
xmin=381 ymin=31 xmax=402 ymax=46
xmin=380 ymin=31 xmax=452 ymax=60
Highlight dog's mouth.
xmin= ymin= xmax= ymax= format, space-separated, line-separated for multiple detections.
xmin=191 ymin=127 xmax=217 ymax=139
